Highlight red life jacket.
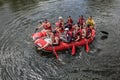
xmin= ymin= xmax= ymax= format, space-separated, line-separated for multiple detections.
xmin=78 ymin=18 xmax=85 ymax=25
xmin=79 ymin=28 xmax=82 ymax=33
xmin=91 ymin=29 xmax=96 ymax=38
xmin=67 ymin=31 xmax=73 ymax=37
xmin=67 ymin=18 xmax=73 ymax=28
xmin=67 ymin=18 xmax=73 ymax=24
xmin=55 ymin=21 xmax=64 ymax=28
xmin=43 ymin=22 xmax=51 ymax=30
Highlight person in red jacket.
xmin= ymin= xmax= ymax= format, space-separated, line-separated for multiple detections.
xmin=60 ymin=28 xmax=72 ymax=43
xmin=77 ymin=15 xmax=85 ymax=27
xmin=67 ymin=16 xmax=73 ymax=29
xmin=37 ymin=19 xmax=52 ymax=32
xmin=55 ymin=16 xmax=64 ymax=33
xmin=73 ymin=25 xmax=81 ymax=41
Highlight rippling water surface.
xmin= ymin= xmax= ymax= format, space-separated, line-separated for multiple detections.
xmin=0 ymin=0 xmax=120 ymax=80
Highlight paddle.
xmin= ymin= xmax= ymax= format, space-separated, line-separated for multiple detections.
xmin=100 ymin=31 xmax=109 ymax=35
xmin=72 ymin=42 xmax=76 ymax=56
xmin=72 ymin=37 xmax=76 ymax=56
xmin=85 ymin=39 xmax=90 ymax=53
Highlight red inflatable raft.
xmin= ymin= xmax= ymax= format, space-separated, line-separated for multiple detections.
xmin=32 ymin=29 xmax=96 ymax=59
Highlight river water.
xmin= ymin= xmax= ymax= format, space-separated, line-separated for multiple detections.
xmin=0 ymin=0 xmax=120 ymax=80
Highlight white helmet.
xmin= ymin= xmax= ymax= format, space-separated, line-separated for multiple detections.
xmin=65 ymin=28 xmax=69 ymax=31
xmin=59 ymin=16 xmax=63 ymax=19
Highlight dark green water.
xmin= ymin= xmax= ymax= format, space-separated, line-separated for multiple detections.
xmin=0 ymin=0 xmax=120 ymax=80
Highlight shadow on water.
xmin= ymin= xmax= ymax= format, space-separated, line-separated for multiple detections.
xmin=100 ymin=31 xmax=109 ymax=40
xmin=100 ymin=35 xmax=108 ymax=40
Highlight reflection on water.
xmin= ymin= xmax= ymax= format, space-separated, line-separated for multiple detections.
xmin=5 ymin=0 xmax=40 ymax=11
xmin=9 ymin=0 xmax=39 ymax=11
xmin=0 ymin=0 xmax=49 ymax=11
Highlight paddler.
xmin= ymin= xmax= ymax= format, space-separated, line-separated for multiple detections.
xmin=67 ymin=16 xmax=73 ymax=29
xmin=60 ymin=28 xmax=72 ymax=43
xmin=73 ymin=24 xmax=81 ymax=41
xmin=55 ymin=16 xmax=64 ymax=34
xmin=37 ymin=31 xmax=60 ymax=50
xmin=77 ymin=15 xmax=85 ymax=27
xmin=86 ymin=24 xmax=92 ymax=39
xmin=86 ymin=16 xmax=96 ymax=29
xmin=37 ymin=19 xmax=52 ymax=32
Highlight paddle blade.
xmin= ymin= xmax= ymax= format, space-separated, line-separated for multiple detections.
xmin=86 ymin=43 xmax=89 ymax=53
xmin=100 ymin=31 xmax=108 ymax=35
xmin=72 ymin=45 xmax=75 ymax=55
